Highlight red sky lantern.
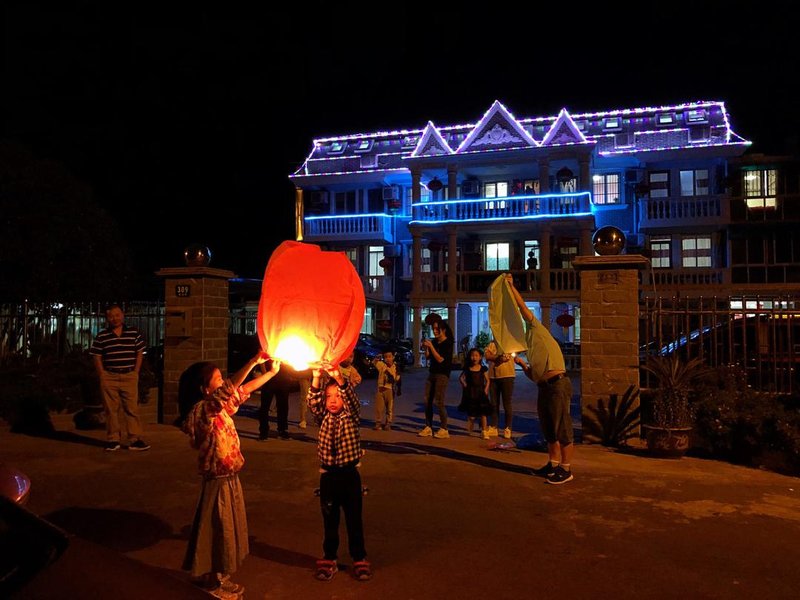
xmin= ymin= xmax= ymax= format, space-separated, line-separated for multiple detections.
xmin=257 ymin=241 xmax=366 ymax=370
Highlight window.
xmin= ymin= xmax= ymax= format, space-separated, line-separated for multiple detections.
xmin=360 ymin=155 xmax=377 ymax=169
xmin=681 ymin=236 xmax=712 ymax=268
xmin=485 ymin=242 xmax=510 ymax=271
xmin=656 ymin=112 xmax=675 ymax=127
xmin=679 ymin=169 xmax=709 ymax=196
xmin=686 ymin=109 xmax=708 ymax=124
xmin=592 ymin=173 xmax=621 ymax=205
xmin=603 ymin=117 xmax=622 ymax=131
xmin=328 ymin=141 xmax=346 ymax=154
xmin=354 ymin=139 xmax=373 ymax=153
xmin=367 ymin=245 xmax=384 ymax=293
xmin=484 ymin=182 xmax=508 ymax=209
xmin=744 ymin=169 xmax=778 ymax=210
xmin=402 ymin=135 xmax=419 ymax=148
xmin=334 ymin=191 xmax=356 ymax=214
xmin=406 ymin=186 xmax=431 ymax=203
xmin=650 ymin=236 xmax=671 ymax=268
xmin=614 ymin=132 xmax=634 ymax=148
xmin=649 ymin=171 xmax=670 ymax=198
xmin=523 ymin=179 xmax=539 ymax=194
xmin=524 ymin=240 xmax=540 ymax=269
xmin=361 ymin=306 xmax=373 ymax=335
xmin=343 ymin=248 xmax=357 ymax=268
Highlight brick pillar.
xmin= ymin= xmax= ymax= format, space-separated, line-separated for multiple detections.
xmin=572 ymin=255 xmax=649 ymax=437
xmin=155 ymin=266 xmax=235 ymax=425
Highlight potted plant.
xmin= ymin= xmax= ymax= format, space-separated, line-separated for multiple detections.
xmin=641 ymin=354 xmax=706 ymax=458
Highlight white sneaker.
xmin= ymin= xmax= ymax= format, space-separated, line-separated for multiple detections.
xmin=503 ymin=427 xmax=512 ymax=439
xmin=486 ymin=426 xmax=499 ymax=437
xmin=481 ymin=430 xmax=490 ymax=440
xmin=434 ymin=428 xmax=450 ymax=439
xmin=418 ymin=426 xmax=433 ymax=437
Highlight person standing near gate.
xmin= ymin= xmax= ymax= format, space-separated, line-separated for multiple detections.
xmin=90 ymin=304 xmax=150 ymax=452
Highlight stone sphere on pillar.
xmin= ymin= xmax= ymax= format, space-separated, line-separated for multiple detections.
xmin=184 ymin=244 xmax=212 ymax=267
xmin=592 ymin=226 xmax=626 ymax=256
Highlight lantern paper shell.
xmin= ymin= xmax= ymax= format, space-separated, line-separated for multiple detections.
xmin=257 ymin=241 xmax=366 ymax=369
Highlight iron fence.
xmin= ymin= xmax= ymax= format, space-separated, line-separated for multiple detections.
xmin=0 ymin=301 xmax=165 ymax=362
xmin=640 ymin=296 xmax=800 ymax=395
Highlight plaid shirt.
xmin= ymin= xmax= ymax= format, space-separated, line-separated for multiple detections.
xmin=307 ymin=380 xmax=364 ymax=467
xmin=182 ymin=379 xmax=250 ymax=478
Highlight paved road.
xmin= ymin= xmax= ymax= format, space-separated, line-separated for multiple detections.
xmin=2 ymin=367 xmax=799 ymax=599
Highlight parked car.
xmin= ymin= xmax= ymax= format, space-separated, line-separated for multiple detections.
xmin=357 ymin=334 xmax=414 ymax=371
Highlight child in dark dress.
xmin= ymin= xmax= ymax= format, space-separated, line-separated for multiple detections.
xmin=458 ymin=348 xmax=492 ymax=439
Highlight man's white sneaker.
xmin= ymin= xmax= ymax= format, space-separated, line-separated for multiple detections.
xmin=486 ymin=426 xmax=499 ymax=437
xmin=418 ymin=426 xmax=433 ymax=437
xmin=481 ymin=430 xmax=490 ymax=440
xmin=503 ymin=427 xmax=512 ymax=439
xmin=434 ymin=428 xmax=450 ymax=439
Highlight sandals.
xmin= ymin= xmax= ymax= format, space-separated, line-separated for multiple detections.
xmin=352 ymin=560 xmax=373 ymax=581
xmin=315 ymin=559 xmax=338 ymax=581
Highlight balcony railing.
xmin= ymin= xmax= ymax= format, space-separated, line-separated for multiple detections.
xmin=416 ymin=269 xmax=578 ymax=296
xmin=647 ymin=267 xmax=725 ymax=289
xmin=303 ymin=213 xmax=394 ymax=243
xmin=411 ymin=192 xmax=592 ymax=224
xmin=638 ymin=195 xmax=728 ymax=229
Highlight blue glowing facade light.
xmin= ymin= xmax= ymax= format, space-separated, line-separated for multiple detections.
xmin=304 ymin=213 xmax=392 ymax=221
xmin=410 ymin=212 xmax=594 ymax=226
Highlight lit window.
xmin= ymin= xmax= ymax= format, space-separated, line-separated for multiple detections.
xmin=592 ymin=173 xmax=621 ymax=205
xmin=485 ymin=242 xmax=510 ymax=271
xmin=744 ymin=168 xmax=778 ymax=210
xmin=575 ymin=120 xmax=587 ymax=131
xmin=650 ymin=236 xmax=671 ymax=269
xmin=686 ymin=109 xmax=708 ymax=124
xmin=604 ymin=117 xmax=621 ymax=131
xmin=656 ymin=112 xmax=675 ymax=126
xmin=329 ymin=141 xmax=346 ymax=154
xmin=402 ymin=135 xmax=419 ymax=148
xmin=649 ymin=171 xmax=670 ymax=198
xmin=484 ymin=182 xmax=508 ymax=209
xmin=679 ymin=169 xmax=709 ymax=196
xmin=682 ymin=236 xmax=712 ymax=268
xmin=354 ymin=139 xmax=373 ymax=153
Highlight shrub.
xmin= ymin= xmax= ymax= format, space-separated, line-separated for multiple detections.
xmin=583 ymin=385 xmax=641 ymax=447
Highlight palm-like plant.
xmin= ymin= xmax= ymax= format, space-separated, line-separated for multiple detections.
xmin=642 ymin=354 xmax=707 ymax=428
xmin=583 ymin=385 xmax=641 ymax=447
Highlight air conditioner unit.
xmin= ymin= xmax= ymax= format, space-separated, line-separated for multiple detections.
xmin=462 ymin=180 xmax=479 ymax=196
xmin=382 ymin=185 xmax=399 ymax=201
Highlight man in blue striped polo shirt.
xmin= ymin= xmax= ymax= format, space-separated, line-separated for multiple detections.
xmin=90 ymin=304 xmax=150 ymax=452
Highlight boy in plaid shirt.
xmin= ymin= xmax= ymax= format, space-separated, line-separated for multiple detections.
xmin=307 ymin=363 xmax=371 ymax=582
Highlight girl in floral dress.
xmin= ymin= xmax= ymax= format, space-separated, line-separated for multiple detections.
xmin=182 ymin=353 xmax=280 ymax=598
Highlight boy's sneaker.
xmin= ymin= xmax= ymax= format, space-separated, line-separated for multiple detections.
xmin=503 ymin=427 xmax=512 ymax=439
xmin=486 ymin=426 xmax=499 ymax=437
xmin=433 ymin=428 xmax=450 ymax=439
xmin=128 ymin=439 xmax=150 ymax=451
xmin=545 ymin=466 xmax=574 ymax=485
xmin=104 ymin=441 xmax=121 ymax=452
xmin=481 ymin=430 xmax=490 ymax=440
xmin=418 ymin=426 xmax=433 ymax=437
xmin=531 ymin=461 xmax=555 ymax=477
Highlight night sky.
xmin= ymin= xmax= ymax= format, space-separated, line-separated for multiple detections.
xmin=3 ymin=4 xmax=798 ymax=291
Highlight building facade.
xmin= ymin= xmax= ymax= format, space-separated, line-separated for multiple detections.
xmin=289 ymin=100 xmax=800 ymax=365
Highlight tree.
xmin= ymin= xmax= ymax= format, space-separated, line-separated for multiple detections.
xmin=0 ymin=141 xmax=136 ymax=301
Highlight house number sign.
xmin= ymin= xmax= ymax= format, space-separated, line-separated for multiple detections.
xmin=175 ymin=284 xmax=191 ymax=297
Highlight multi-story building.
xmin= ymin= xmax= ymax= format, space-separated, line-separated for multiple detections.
xmin=289 ymin=99 xmax=800 ymax=365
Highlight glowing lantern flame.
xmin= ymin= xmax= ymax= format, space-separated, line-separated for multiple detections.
xmin=273 ymin=335 xmax=318 ymax=371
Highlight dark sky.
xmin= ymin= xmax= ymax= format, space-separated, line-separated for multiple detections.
xmin=3 ymin=4 xmax=798 ymax=289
